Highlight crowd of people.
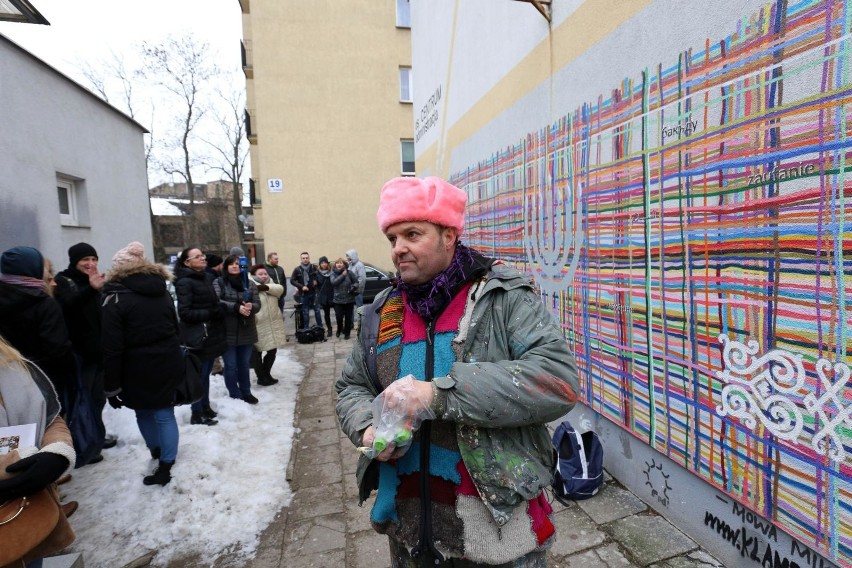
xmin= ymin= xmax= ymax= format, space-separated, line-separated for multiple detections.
xmin=0 ymin=238 xmax=365 ymax=567
xmin=1 ymin=174 xmax=579 ymax=568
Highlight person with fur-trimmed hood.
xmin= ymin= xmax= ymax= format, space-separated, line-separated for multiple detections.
xmin=101 ymin=242 xmax=183 ymax=486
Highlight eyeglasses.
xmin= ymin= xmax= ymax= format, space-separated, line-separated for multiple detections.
xmin=188 ymin=254 xmax=206 ymax=261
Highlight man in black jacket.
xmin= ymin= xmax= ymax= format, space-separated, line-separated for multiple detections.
xmin=289 ymin=252 xmax=321 ymax=329
xmin=54 ymin=242 xmax=112 ymax=461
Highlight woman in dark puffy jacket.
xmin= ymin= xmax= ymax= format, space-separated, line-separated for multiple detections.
xmin=213 ymin=255 xmax=261 ymax=404
xmin=101 ymin=242 xmax=182 ymax=486
xmin=0 ymin=246 xmax=76 ymax=406
xmin=174 ymin=247 xmax=226 ymax=426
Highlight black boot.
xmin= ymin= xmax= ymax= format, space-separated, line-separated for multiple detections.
xmin=149 ymin=447 xmax=161 ymax=460
xmin=202 ymin=405 xmax=217 ymax=419
xmin=327 ymin=327 xmax=333 ymax=338
xmin=191 ymin=411 xmax=218 ymax=426
xmin=143 ymin=461 xmax=173 ymax=486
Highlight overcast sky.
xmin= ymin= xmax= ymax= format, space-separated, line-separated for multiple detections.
xmin=0 ymin=0 xmax=243 ymax=85
xmin=0 ymin=0 xmax=248 ymax=188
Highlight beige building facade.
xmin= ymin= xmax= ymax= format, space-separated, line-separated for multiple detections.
xmin=240 ymin=0 xmax=413 ymax=273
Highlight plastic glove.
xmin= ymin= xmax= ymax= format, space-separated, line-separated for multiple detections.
xmin=108 ymin=395 xmax=124 ymax=409
xmin=0 ymin=452 xmax=69 ymax=501
xmin=359 ymin=375 xmax=435 ymax=459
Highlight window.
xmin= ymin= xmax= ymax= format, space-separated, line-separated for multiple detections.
xmin=399 ymin=67 xmax=413 ymax=102
xmin=57 ymin=178 xmax=78 ymax=225
xmin=396 ymin=0 xmax=410 ymax=28
xmin=400 ymin=139 xmax=415 ymax=176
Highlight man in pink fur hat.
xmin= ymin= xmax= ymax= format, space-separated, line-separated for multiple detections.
xmin=336 ymin=176 xmax=580 ymax=566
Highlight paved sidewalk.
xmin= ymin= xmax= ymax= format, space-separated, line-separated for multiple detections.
xmin=240 ymin=329 xmax=725 ymax=568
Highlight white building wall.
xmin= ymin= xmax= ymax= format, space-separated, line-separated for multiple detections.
xmin=0 ymin=35 xmax=152 ymax=266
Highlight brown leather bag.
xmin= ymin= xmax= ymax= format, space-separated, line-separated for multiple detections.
xmin=0 ymin=484 xmax=73 ymax=567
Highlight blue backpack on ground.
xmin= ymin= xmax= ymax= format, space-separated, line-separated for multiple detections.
xmin=551 ymin=420 xmax=604 ymax=503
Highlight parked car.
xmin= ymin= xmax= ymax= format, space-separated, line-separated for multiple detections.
xmin=362 ymin=263 xmax=397 ymax=303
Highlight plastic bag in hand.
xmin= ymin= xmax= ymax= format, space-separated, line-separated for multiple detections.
xmin=368 ymin=375 xmax=435 ymax=458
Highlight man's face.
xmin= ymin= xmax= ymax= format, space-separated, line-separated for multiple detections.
xmin=384 ymin=221 xmax=457 ymax=285
xmin=346 ymin=255 xmax=352 ymax=264
xmin=269 ymin=254 xmax=279 ymax=266
xmin=300 ymin=253 xmax=310 ymax=266
xmin=75 ymin=256 xmax=98 ymax=274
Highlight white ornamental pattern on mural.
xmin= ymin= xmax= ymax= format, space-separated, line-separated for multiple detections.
xmin=715 ymin=334 xmax=852 ymax=463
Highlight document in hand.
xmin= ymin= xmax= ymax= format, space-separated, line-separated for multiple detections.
xmin=0 ymin=423 xmax=37 ymax=454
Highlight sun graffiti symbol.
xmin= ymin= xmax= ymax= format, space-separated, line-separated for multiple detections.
xmin=643 ymin=459 xmax=672 ymax=506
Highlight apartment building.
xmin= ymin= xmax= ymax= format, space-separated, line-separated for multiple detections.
xmin=239 ymin=0 xmax=413 ymax=271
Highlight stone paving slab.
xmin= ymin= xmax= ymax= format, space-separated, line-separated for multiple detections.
xmin=548 ymin=504 xmax=608 ymax=556
xmin=551 ymin=543 xmax=637 ymax=567
xmin=576 ymin=483 xmax=648 ymax=524
xmin=605 ymin=514 xmax=698 ymax=566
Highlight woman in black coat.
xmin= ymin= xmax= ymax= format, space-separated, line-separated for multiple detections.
xmin=174 ymin=247 xmax=226 ymax=426
xmin=101 ymin=242 xmax=182 ymax=486
xmin=0 ymin=246 xmax=76 ymax=406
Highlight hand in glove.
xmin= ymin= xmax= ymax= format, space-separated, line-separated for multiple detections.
xmin=0 ymin=452 xmax=69 ymax=501
xmin=257 ymin=284 xmax=269 ymax=291
xmin=108 ymin=395 xmax=124 ymax=409
xmin=359 ymin=375 xmax=435 ymax=461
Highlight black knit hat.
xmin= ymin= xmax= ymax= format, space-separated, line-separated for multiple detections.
xmin=68 ymin=242 xmax=98 ymax=268
xmin=206 ymin=253 xmax=223 ymax=268
xmin=319 ymin=256 xmax=329 ymax=264
xmin=1 ymin=246 xmax=44 ymax=278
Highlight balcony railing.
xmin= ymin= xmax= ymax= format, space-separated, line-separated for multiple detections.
xmin=245 ymin=109 xmax=257 ymax=144
xmin=240 ymin=40 xmax=253 ymax=78
xmin=249 ymin=178 xmax=261 ymax=206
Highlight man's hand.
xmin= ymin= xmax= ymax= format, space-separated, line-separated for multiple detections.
xmin=302 ymin=285 xmax=309 ymax=292
xmin=87 ymin=270 xmax=105 ymax=290
xmin=361 ymin=426 xmax=407 ymax=462
xmin=379 ymin=376 xmax=434 ymax=418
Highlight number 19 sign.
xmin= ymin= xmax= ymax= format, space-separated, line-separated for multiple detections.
xmin=267 ymin=178 xmax=283 ymax=193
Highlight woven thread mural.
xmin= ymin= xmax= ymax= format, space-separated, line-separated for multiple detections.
xmin=450 ymin=0 xmax=851 ymax=565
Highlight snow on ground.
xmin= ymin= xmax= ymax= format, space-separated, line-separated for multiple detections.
xmin=60 ymin=349 xmax=304 ymax=567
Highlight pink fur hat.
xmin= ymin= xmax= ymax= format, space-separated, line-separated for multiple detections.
xmin=376 ymin=176 xmax=466 ymax=233
xmin=111 ymin=241 xmax=146 ymax=267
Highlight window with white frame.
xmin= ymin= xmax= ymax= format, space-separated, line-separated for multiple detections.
xmin=57 ymin=178 xmax=78 ymax=225
xmin=399 ymin=67 xmax=413 ymax=102
xmin=400 ymin=139 xmax=415 ymax=175
xmin=396 ymin=0 xmax=410 ymax=28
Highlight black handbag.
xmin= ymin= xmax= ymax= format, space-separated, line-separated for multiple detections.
xmin=180 ymin=321 xmax=208 ymax=351
xmin=174 ymin=347 xmax=203 ymax=405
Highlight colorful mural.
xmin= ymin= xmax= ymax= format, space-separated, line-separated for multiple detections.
xmin=450 ymin=0 xmax=852 ymax=565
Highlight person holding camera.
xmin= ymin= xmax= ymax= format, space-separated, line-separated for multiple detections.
xmin=330 ymin=257 xmax=358 ymax=339
xmin=213 ymin=255 xmax=261 ymax=404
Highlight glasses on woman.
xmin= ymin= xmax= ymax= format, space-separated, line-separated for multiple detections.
xmin=189 ymin=254 xmax=206 ymax=261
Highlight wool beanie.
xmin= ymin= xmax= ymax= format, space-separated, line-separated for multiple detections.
xmin=318 ymin=256 xmax=329 ymax=265
xmin=376 ymin=176 xmax=466 ymax=234
xmin=229 ymin=246 xmax=245 ymax=256
xmin=0 ymin=246 xmax=44 ymax=278
xmin=111 ymin=241 xmax=146 ymax=268
xmin=206 ymin=253 xmax=223 ymax=268
xmin=68 ymin=242 xmax=98 ymax=267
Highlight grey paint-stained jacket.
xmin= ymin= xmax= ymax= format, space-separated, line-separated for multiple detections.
xmin=335 ymin=262 xmax=580 ymax=526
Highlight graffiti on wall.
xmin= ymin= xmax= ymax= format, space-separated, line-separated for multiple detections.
xmin=450 ymin=0 xmax=851 ymax=565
